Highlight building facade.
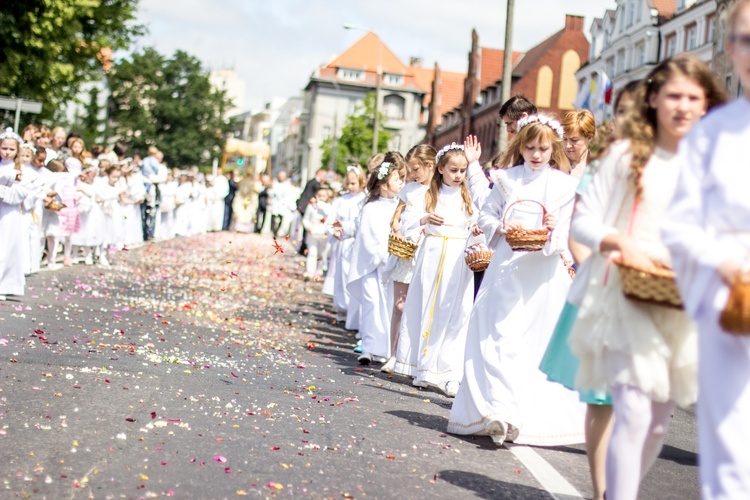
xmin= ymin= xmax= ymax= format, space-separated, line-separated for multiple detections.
xmin=578 ymin=0 xmax=722 ymax=122
xmin=299 ymin=33 xmax=426 ymax=183
xmin=431 ymin=15 xmax=590 ymax=163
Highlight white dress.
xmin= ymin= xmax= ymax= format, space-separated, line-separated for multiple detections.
xmin=346 ymin=196 xmax=399 ymax=358
xmin=173 ymin=182 xmax=193 ymax=237
xmin=394 ymin=184 xmax=476 ymax=387
xmin=20 ymin=164 xmax=50 ymax=274
xmin=158 ymin=181 xmax=177 ymax=240
xmin=43 ymin=172 xmax=78 ymax=239
xmin=662 ymin=98 xmax=750 ymax=499
xmin=97 ymin=180 xmax=125 ymax=248
xmin=71 ymin=182 xmax=104 ymax=247
xmin=383 ymin=182 xmax=429 ymax=284
xmin=326 ymin=192 xmax=365 ymax=309
xmin=569 ymin=141 xmax=697 ymax=407
xmin=122 ymin=173 xmax=145 ymax=245
xmin=447 ymin=163 xmax=586 ymax=446
xmin=0 ymin=163 xmax=30 ymax=296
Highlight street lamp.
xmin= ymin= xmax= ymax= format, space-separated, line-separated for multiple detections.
xmin=343 ymin=23 xmax=382 ymax=156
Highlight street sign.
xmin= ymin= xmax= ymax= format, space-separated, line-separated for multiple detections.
xmin=0 ymin=97 xmax=43 ymax=114
xmin=0 ymin=96 xmax=43 ymax=132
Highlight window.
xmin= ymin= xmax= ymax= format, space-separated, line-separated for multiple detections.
xmin=337 ymin=68 xmax=365 ymax=82
xmin=636 ymin=0 xmax=643 ymax=21
xmin=635 ymin=42 xmax=646 ymax=68
xmin=383 ymin=94 xmax=405 ymax=120
xmin=707 ymin=14 xmax=716 ymax=44
xmin=535 ymin=65 xmax=553 ymax=108
xmin=322 ymin=125 xmax=331 ymax=141
xmin=383 ymin=73 xmax=404 ymax=86
xmin=617 ymin=49 xmax=626 ymax=74
xmin=627 ymin=0 xmax=635 ymax=26
xmin=665 ymin=34 xmax=677 ymax=57
xmin=677 ymin=0 xmax=686 ymax=10
xmin=620 ymin=5 xmax=626 ymax=32
xmin=606 ymin=57 xmax=615 ymax=78
xmin=686 ymin=24 xmax=698 ymax=50
xmin=590 ymin=36 xmax=597 ymax=60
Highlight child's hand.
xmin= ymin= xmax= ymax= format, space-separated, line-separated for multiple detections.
xmin=15 ymin=171 xmax=22 ymax=182
xmin=719 ymin=259 xmax=744 ymax=286
xmin=464 ymin=135 xmax=482 ymax=164
xmin=471 ymin=224 xmax=483 ymax=236
xmin=421 ymin=213 xmax=445 ymax=226
xmin=543 ymin=213 xmax=557 ymax=232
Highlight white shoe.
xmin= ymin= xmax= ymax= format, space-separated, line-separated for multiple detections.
xmin=485 ymin=420 xmax=508 ymax=447
xmin=84 ymin=255 xmax=94 ymax=266
xmin=506 ymin=424 xmax=520 ymax=443
xmin=412 ymin=378 xmax=428 ymax=388
xmin=0 ymin=295 xmax=6 ymax=301
xmin=372 ymin=355 xmax=387 ymax=364
xmin=98 ymin=255 xmax=110 ymax=267
xmin=444 ymin=381 xmax=460 ymax=398
xmin=357 ymin=352 xmax=372 ymax=365
xmin=380 ymin=356 xmax=397 ymax=373
xmin=47 ymin=263 xmax=62 ymax=271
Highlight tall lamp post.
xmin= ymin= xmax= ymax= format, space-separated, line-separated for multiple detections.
xmin=343 ymin=24 xmax=382 ymax=156
xmin=498 ymin=0 xmax=515 ymax=153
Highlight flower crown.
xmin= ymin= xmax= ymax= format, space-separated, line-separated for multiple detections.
xmin=0 ymin=127 xmax=23 ymax=144
xmin=20 ymin=142 xmax=37 ymax=154
xmin=376 ymin=161 xmax=392 ymax=180
xmin=516 ymin=114 xmax=564 ymax=139
xmin=435 ymin=142 xmax=465 ymax=163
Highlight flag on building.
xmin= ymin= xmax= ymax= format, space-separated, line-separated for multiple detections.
xmin=574 ymin=78 xmax=591 ymax=110
xmin=596 ymin=72 xmax=613 ymax=110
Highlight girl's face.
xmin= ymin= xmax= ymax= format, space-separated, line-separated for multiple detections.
xmin=81 ymin=170 xmax=96 ymax=184
xmin=383 ymin=169 xmax=404 ymax=197
xmin=344 ymin=172 xmax=362 ymax=194
xmin=0 ymin=139 xmax=18 ymax=162
xmin=71 ymin=141 xmax=83 ymax=156
xmin=614 ymin=92 xmax=636 ymax=131
xmin=18 ymin=149 xmax=34 ymax=165
xmin=729 ymin=4 xmax=750 ymax=97
xmin=562 ymin=127 xmax=591 ymax=164
xmin=32 ymin=151 xmax=47 ymax=168
xmin=52 ymin=132 xmax=66 ymax=150
xmin=649 ymin=74 xmax=707 ymax=144
xmin=108 ymin=171 xmax=121 ymax=186
xmin=407 ymin=157 xmax=432 ymax=185
xmin=438 ymin=154 xmax=468 ymax=187
xmin=316 ymin=190 xmax=330 ymax=203
xmin=521 ymin=137 xmax=552 ymax=169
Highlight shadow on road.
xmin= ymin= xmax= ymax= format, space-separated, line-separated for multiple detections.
xmin=437 ymin=469 xmax=555 ymax=499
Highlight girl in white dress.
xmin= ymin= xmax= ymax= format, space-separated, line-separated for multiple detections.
xmin=43 ymin=160 xmax=79 ymax=268
xmin=18 ymin=144 xmax=49 ymax=275
xmin=381 ymin=145 xmax=436 ymax=373
xmin=329 ymin=167 xmax=366 ymax=324
xmin=120 ymin=163 xmax=145 ymax=246
xmin=447 ymin=115 xmax=586 ymax=447
xmin=302 ymin=187 xmax=331 ymax=280
xmin=0 ymin=128 xmax=30 ymax=300
xmin=346 ymin=152 xmax=405 ymax=365
xmin=157 ymin=172 xmax=177 ymax=240
xmin=394 ymin=143 xmax=480 ymax=396
xmin=663 ymin=7 xmax=750 ymax=496
xmin=97 ymin=166 xmax=126 ymax=265
xmin=569 ymin=54 xmax=726 ymax=500
xmin=71 ymin=163 xmax=104 ymax=265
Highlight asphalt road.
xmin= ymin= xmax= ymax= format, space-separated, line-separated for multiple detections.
xmin=0 ymin=232 xmax=699 ymax=499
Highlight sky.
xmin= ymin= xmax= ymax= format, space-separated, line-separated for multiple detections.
xmin=134 ymin=0 xmax=618 ymax=112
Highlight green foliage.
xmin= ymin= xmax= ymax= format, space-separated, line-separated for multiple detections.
xmin=75 ymin=85 xmax=104 ymax=146
xmin=320 ymin=93 xmax=391 ymax=175
xmin=107 ymin=47 xmax=234 ymax=168
xmin=0 ymin=0 xmax=143 ymax=123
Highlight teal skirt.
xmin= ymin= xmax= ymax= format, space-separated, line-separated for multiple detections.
xmin=539 ymin=301 xmax=612 ymax=406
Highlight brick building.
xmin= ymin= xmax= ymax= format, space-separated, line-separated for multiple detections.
xmin=430 ymin=15 xmax=590 ymax=162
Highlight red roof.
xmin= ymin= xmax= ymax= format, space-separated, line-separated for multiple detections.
xmin=479 ymin=48 xmax=524 ymax=90
xmin=648 ymin=0 xmax=677 ymax=17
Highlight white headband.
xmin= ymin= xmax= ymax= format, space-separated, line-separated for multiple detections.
xmin=435 ymin=142 xmax=465 ymax=163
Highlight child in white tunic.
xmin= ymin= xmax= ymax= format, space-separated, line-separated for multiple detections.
xmin=302 ymin=187 xmax=331 ymax=280
xmin=71 ymin=163 xmax=104 ymax=265
xmin=98 ymin=166 xmax=126 ymax=265
xmin=0 ymin=128 xmax=30 ymax=299
xmin=447 ymin=115 xmax=586 ymax=447
xmin=663 ymin=8 xmax=750 ymax=497
xmin=569 ymin=55 xmax=726 ymax=500
xmin=43 ymin=161 xmax=79 ymax=268
xmin=346 ymin=152 xmax=405 ymax=365
xmin=381 ymin=145 xmax=435 ymax=373
xmin=394 ymin=143 xmax=479 ymax=396
xmin=120 ymin=165 xmax=145 ymax=246
xmin=157 ymin=173 xmax=177 ymax=241
xmin=18 ymin=144 xmax=49 ymax=275
xmin=329 ymin=167 xmax=366 ymax=324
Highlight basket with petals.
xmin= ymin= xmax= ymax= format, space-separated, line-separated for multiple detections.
xmin=503 ymin=200 xmax=549 ymax=252
xmin=46 ymin=200 xmax=66 ymax=211
xmin=465 ymin=247 xmax=494 ymax=272
xmin=388 ymin=233 xmax=418 ymax=260
xmin=720 ymin=274 xmax=750 ymax=334
xmin=614 ymin=258 xmax=683 ymax=309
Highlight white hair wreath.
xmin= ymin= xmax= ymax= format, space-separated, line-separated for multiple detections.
xmin=516 ymin=114 xmax=565 ymax=139
xmin=435 ymin=142 xmax=465 ymax=163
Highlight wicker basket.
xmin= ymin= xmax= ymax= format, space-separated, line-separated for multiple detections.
xmin=388 ymin=233 xmax=418 ymax=260
xmin=465 ymin=249 xmax=494 ymax=272
xmin=46 ymin=201 xmax=66 ymax=211
xmin=503 ymin=200 xmax=549 ymax=252
xmin=614 ymin=259 xmax=683 ymax=309
xmin=720 ymin=276 xmax=750 ymax=334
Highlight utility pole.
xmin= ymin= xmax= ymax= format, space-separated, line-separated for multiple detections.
xmin=343 ymin=24 xmax=382 ymax=156
xmin=498 ymin=0 xmax=515 ymax=154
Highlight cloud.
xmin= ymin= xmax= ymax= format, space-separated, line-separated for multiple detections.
xmin=135 ymin=0 xmax=616 ymax=111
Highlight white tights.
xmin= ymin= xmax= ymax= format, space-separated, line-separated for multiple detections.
xmin=47 ymin=236 xmax=72 ymax=265
xmin=606 ymin=384 xmax=674 ymax=500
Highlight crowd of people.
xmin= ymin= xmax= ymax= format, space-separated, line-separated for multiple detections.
xmin=1 ymin=3 xmax=749 ymax=499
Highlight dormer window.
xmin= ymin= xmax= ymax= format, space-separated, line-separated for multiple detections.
xmin=384 ymin=73 xmax=404 ymax=86
xmin=337 ymin=68 xmax=365 ymax=82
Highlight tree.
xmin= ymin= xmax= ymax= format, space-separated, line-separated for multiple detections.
xmin=107 ymin=47 xmax=233 ymax=167
xmin=320 ymin=93 xmax=391 ymax=175
xmin=0 ymin=0 xmax=143 ymax=123
xmin=75 ymin=84 xmax=105 ymax=146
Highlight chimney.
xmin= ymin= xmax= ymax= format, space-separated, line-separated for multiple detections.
xmin=410 ymin=57 xmax=423 ymax=68
xmin=565 ymin=14 xmax=584 ymax=32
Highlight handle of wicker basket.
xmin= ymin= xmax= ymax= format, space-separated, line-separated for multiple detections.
xmin=502 ymin=199 xmax=548 ymax=232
